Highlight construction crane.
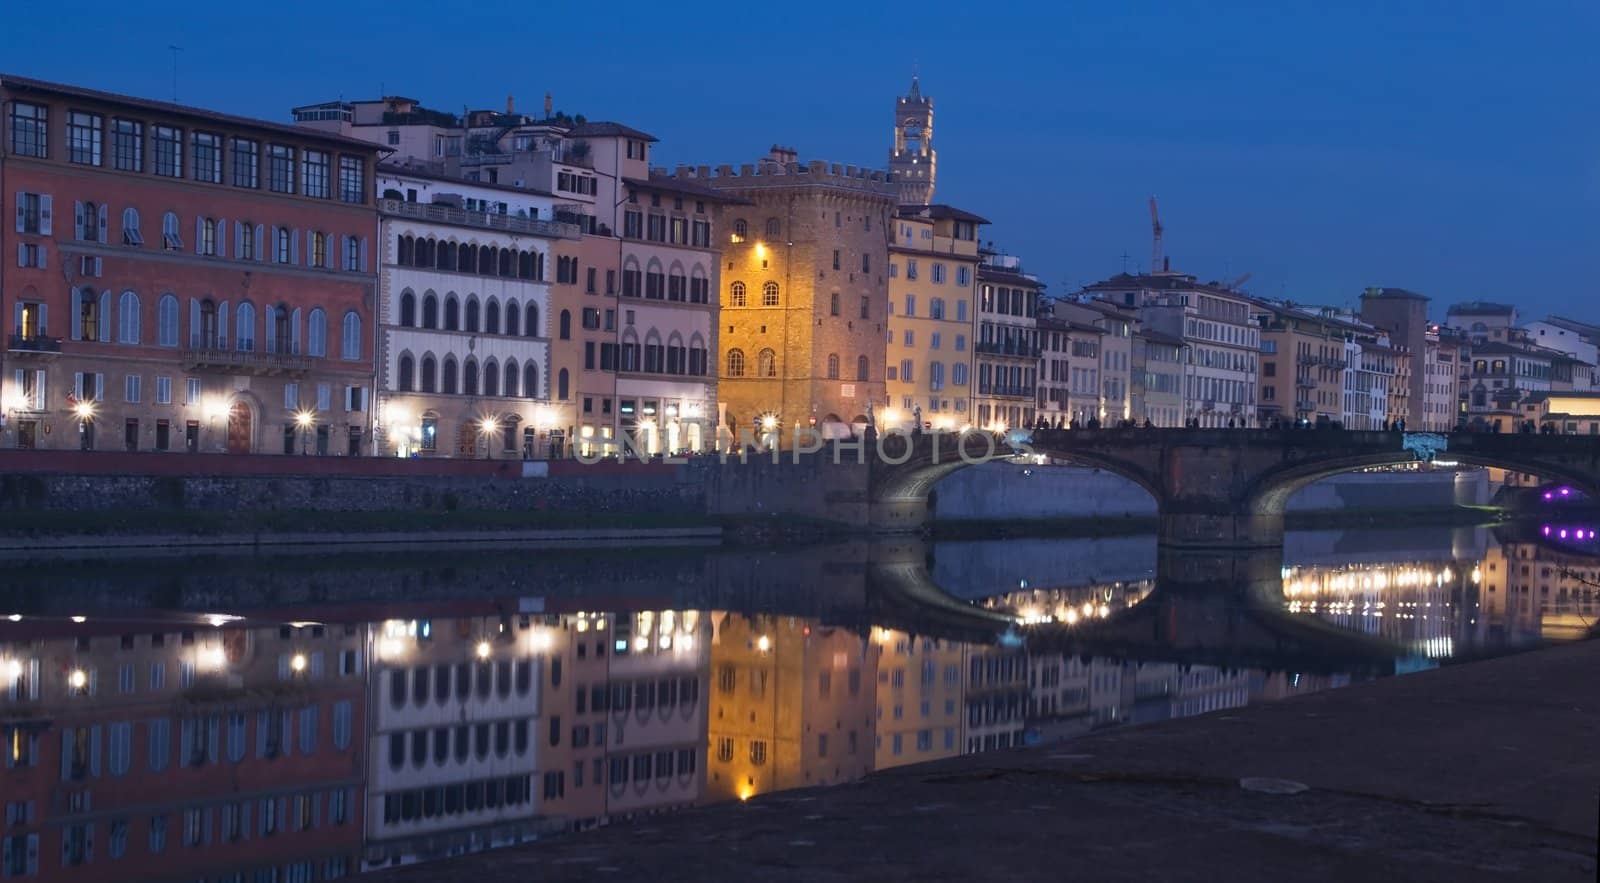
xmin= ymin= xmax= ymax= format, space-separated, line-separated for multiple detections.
xmin=1227 ymin=272 xmax=1252 ymax=291
xmin=1148 ymin=196 xmax=1164 ymax=274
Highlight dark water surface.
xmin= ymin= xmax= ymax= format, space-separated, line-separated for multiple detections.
xmin=0 ymin=523 xmax=1593 ymax=880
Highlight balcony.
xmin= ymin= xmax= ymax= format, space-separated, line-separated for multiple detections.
xmin=1295 ymin=377 xmax=1317 ymax=389
xmin=975 ymin=341 xmax=1043 ymax=358
xmin=8 ymin=333 xmax=62 ymax=356
xmin=381 ymin=200 xmax=581 ymax=240
xmin=182 ymin=345 xmax=310 ymax=376
xmin=978 ymin=384 xmax=1037 ymax=399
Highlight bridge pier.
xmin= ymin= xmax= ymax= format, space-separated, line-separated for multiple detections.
xmin=868 ymin=497 xmax=932 ymax=534
xmin=1158 ymin=509 xmax=1285 ymax=551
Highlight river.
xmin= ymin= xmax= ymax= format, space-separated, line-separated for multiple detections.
xmin=0 ymin=523 xmax=1594 ymax=879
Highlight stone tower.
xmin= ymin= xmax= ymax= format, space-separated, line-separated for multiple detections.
xmin=889 ymin=74 xmax=936 ymax=206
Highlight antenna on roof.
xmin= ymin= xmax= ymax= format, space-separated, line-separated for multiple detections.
xmin=167 ymin=45 xmax=182 ymax=102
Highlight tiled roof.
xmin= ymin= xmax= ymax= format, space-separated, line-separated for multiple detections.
xmin=625 ymin=175 xmax=752 ymax=205
xmin=568 ymin=121 xmax=658 ymax=142
xmin=1 ymin=73 xmax=385 ymax=152
xmin=898 ymin=204 xmax=991 ymax=225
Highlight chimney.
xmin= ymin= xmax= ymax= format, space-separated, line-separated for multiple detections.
xmin=544 ymin=91 xmax=553 ymax=119
xmin=506 ymin=93 xmax=514 ymax=114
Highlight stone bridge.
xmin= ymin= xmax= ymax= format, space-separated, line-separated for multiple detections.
xmin=868 ymin=428 xmax=1600 ymax=547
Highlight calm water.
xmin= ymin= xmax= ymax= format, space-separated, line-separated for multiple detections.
xmin=0 ymin=524 xmax=1594 ymax=880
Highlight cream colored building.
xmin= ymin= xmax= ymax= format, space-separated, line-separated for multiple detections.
xmin=872 ymin=629 xmax=965 ymax=770
xmin=974 ymin=254 xmax=1042 ymax=430
xmin=885 ymin=205 xmax=986 ymax=429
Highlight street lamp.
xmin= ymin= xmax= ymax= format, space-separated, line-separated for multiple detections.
xmin=73 ymin=400 xmax=95 ymax=451
xmin=295 ymin=410 xmax=314 ymax=455
xmin=480 ymin=417 xmax=499 ymax=459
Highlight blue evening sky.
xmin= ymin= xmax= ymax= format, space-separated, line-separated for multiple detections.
xmin=6 ymin=1 xmax=1597 ymax=321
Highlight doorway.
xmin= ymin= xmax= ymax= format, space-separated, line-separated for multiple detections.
xmin=227 ymin=401 xmax=252 ymax=454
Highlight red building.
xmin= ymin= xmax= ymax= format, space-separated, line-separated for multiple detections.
xmin=1 ymin=75 xmax=382 ymax=455
xmin=2 ymin=618 xmax=367 ymax=880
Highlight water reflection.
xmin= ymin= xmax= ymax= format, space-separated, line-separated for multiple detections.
xmin=0 ymin=524 xmax=1595 ymax=880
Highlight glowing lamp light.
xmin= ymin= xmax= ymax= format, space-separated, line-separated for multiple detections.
xmin=1560 ymin=487 xmax=1571 ymax=496
xmin=197 ymin=645 xmax=227 ymax=671
xmin=70 ymin=616 xmax=86 ymax=623
xmin=531 ymin=630 xmax=554 ymax=652
xmin=658 ymin=636 xmax=672 ymax=650
xmin=738 ymin=786 xmax=754 ymax=801
xmin=1544 ymin=492 xmax=1554 ymax=500
xmin=5 ymin=614 xmax=19 ymax=623
xmin=1560 ymin=530 xmax=1568 ymax=539
xmin=4 ymin=660 xmax=21 ymax=679
xmin=755 ymin=635 xmax=771 ymax=653
xmin=295 ymin=410 xmax=314 ymax=429
xmin=481 ymin=418 xmax=499 ymax=436
xmin=760 ymin=415 xmax=778 ymax=432
xmin=69 ymin=669 xmax=87 ymax=690
xmin=632 ymin=635 xmax=649 ymax=652
xmin=290 ymin=653 xmax=308 ymax=673
xmin=73 ymin=400 xmax=95 ymax=420
xmin=1543 ymin=525 xmax=1552 ymax=536
xmin=475 ymin=641 xmax=492 ymax=660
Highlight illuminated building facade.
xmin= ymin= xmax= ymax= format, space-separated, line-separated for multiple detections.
xmin=884 ymin=205 xmax=986 ymax=431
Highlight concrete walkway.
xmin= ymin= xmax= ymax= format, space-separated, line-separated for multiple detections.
xmin=378 ymin=640 xmax=1600 ymax=882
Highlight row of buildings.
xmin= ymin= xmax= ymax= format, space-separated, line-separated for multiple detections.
xmin=3 ymin=72 xmax=1597 ymax=458
xmin=0 ymin=591 xmax=1334 ymax=880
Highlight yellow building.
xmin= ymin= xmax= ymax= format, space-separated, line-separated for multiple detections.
xmin=884 ymin=205 xmax=987 ymax=430
xmin=704 ymin=613 xmax=878 ymax=803
xmin=870 ymin=628 xmax=966 ymax=770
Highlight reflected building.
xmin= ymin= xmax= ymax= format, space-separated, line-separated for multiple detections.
xmin=705 ymin=614 xmax=877 ymax=802
xmin=1478 ymin=542 xmax=1600 ymax=643
xmin=1283 ymin=561 xmax=1469 ymax=659
xmin=872 ymin=628 xmax=965 ymax=770
xmin=1 ymin=618 xmax=366 ymax=881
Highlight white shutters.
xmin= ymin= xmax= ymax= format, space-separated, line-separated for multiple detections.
xmin=234 ymin=221 xmax=244 ymax=258
xmin=360 ymin=237 xmax=368 ymax=273
xmin=189 ymin=298 xmax=200 ymax=348
xmin=254 ymin=224 xmax=264 ymax=262
xmin=263 ymin=307 xmax=276 ymax=355
xmin=216 ymin=217 xmax=227 ymax=258
xmin=97 ymin=204 xmax=107 ymax=243
xmin=69 ymin=290 xmax=82 ymax=341
xmin=39 ymin=195 xmax=52 ymax=235
xmin=216 ymin=302 xmax=229 ymax=349
xmin=289 ymin=229 xmax=298 ymax=265
xmin=290 ymin=308 xmax=302 ymax=354
xmin=73 ymin=201 xmax=84 ymax=239
xmin=96 ymin=291 xmax=110 ymax=343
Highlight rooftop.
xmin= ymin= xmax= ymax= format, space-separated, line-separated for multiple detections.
xmin=3 ymin=73 xmax=386 ymax=152
xmin=898 ymin=204 xmax=991 ymax=225
xmin=1446 ymin=301 xmax=1516 ymax=316
xmin=1361 ymin=286 xmax=1430 ymax=302
xmin=379 ymin=159 xmax=558 ymax=199
xmin=624 ymin=174 xmax=751 ymax=205
xmin=1538 ymin=315 xmax=1600 ymax=337
xmin=567 ymin=121 xmax=658 ymax=142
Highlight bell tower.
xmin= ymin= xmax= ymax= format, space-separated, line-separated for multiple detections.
xmin=889 ymin=73 xmax=936 ymax=206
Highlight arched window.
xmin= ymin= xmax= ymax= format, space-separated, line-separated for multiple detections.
xmin=827 ymin=353 xmax=840 ymax=380
xmin=465 ymin=296 xmax=481 ymax=332
xmin=311 ymin=231 xmax=328 ymax=268
xmin=307 ymin=308 xmax=327 ymax=357
xmin=273 ymin=226 xmax=291 ymax=263
xmin=765 ymin=218 xmax=780 ymax=238
xmin=733 ymin=219 xmax=748 ymax=238
xmin=727 ymin=349 xmax=746 ymax=377
xmin=439 ymin=241 xmax=456 ymax=271
xmin=505 ymin=302 xmax=520 ymax=338
xmin=499 ymin=250 xmax=512 ymax=277
xmin=757 ymin=348 xmax=776 ymax=377
xmin=399 ymin=291 xmax=416 ymax=327
xmin=857 ymin=355 xmax=869 ymax=381
xmin=503 ymin=360 xmax=519 ymax=398
xmin=485 ymin=299 xmax=500 ymax=334
xmin=421 ymin=292 xmax=438 ymax=329
xmin=157 ymin=294 xmax=179 ymax=347
xmin=483 ymin=359 xmax=499 ymax=397
xmin=397 ymin=235 xmax=414 ymax=265
xmin=442 ymin=357 xmax=458 ymax=394
xmin=397 ymin=354 xmax=415 ymax=392
xmin=557 ymin=368 xmax=570 ymax=400
xmin=444 ymin=295 xmax=459 ymax=331
xmin=523 ymin=363 xmax=538 ymax=398
xmin=518 ymin=251 xmax=533 ymax=279
xmin=559 ymin=310 xmax=571 ymax=340
xmin=161 ymin=212 xmax=181 ymax=251
xmin=459 ymin=244 xmax=477 ymax=274
xmin=341 ymin=312 xmax=361 ymax=360
xmin=480 ymin=246 xmax=498 ymax=277
xmin=235 ymin=302 xmax=255 ymax=352
xmin=729 ymin=282 xmax=746 ymax=307
xmin=762 ymin=282 xmax=779 ymax=307
xmin=420 ymin=354 xmax=437 ymax=393
xmin=523 ymin=304 xmax=539 ymax=337
xmin=117 ymin=291 xmax=140 ymax=344
xmin=464 ymin=358 xmax=479 ymax=396
xmin=122 ymin=208 xmax=141 ymax=246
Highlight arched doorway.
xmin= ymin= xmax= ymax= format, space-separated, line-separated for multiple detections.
xmin=227 ymin=401 xmax=252 ymax=454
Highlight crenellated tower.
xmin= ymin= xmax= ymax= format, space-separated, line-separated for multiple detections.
xmin=889 ymin=74 xmax=936 ymax=206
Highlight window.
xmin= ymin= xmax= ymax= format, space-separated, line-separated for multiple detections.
xmin=863 ymin=254 xmax=871 ymax=274
xmin=337 ymin=155 xmax=365 ymax=203
xmin=311 ymin=232 xmax=328 ymax=268
xmin=268 ymin=144 xmax=296 ymax=193
xmin=274 ymin=227 xmax=291 ymax=263
xmin=157 ymin=294 xmax=179 ymax=347
xmin=118 ymin=291 xmax=141 ymax=343
xmin=857 ymin=355 xmax=870 ymax=381
xmin=729 ymin=281 xmax=746 ymax=307
xmin=303 ymin=150 xmax=331 ymax=198
xmin=750 ymin=740 xmax=768 ymax=765
xmin=153 ymin=125 xmax=183 ymax=177
xmin=344 ymin=235 xmax=361 ymax=271
xmin=67 ymin=111 xmax=103 ymax=165
xmin=192 ymin=132 xmax=222 ymax=183
xmin=199 ymin=218 xmax=217 ymax=256
xmin=762 ymin=281 xmax=779 ymax=307
xmin=757 ymin=348 xmax=776 ymax=378
xmin=231 ymin=138 xmax=259 ymax=188
xmin=307 ymin=308 xmax=327 ymax=357
xmin=9 ymin=102 xmax=46 ymax=157
xmin=727 ymin=349 xmax=745 ymax=377
xmin=341 ymin=312 xmax=361 ymax=360
xmin=827 ymin=353 xmax=840 ymax=379
xmin=162 ymin=212 xmax=182 ymax=251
